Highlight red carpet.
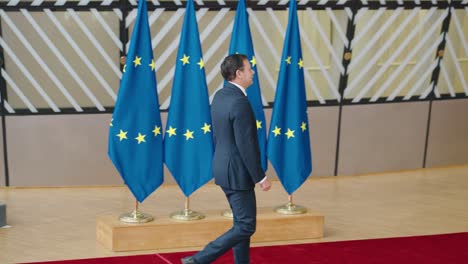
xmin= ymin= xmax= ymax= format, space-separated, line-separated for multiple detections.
xmin=25 ymin=232 xmax=468 ymax=264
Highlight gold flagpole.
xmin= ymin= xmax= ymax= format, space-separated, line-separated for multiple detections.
xmin=274 ymin=194 xmax=307 ymax=215
xmin=119 ymin=199 xmax=154 ymax=223
xmin=170 ymin=196 xmax=205 ymax=221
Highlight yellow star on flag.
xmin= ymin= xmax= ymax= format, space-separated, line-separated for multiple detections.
xmin=116 ymin=130 xmax=127 ymax=141
xmin=135 ymin=133 xmax=146 ymax=144
xmin=180 ymin=54 xmax=190 ymax=65
xmin=285 ymin=56 xmax=291 ymax=64
xmin=250 ymin=56 xmax=257 ymax=67
xmin=149 ymin=60 xmax=156 ymax=71
xmin=152 ymin=126 xmax=161 ymax=136
xmin=197 ymin=58 xmax=204 ymax=69
xmin=272 ymin=126 xmax=281 ymax=137
xmin=133 ymin=56 xmax=142 ymax=67
xmin=301 ymin=122 xmax=307 ymax=132
xmin=285 ymin=128 xmax=295 ymax=139
xmin=298 ymin=58 xmax=304 ymax=69
xmin=256 ymin=120 xmax=262 ymax=129
xmin=166 ymin=126 xmax=177 ymax=137
xmin=123 ymin=64 xmax=127 ymax=73
xmin=201 ymin=123 xmax=211 ymax=134
xmin=184 ymin=129 xmax=194 ymax=140
xmin=110 ymin=118 xmax=113 ymax=127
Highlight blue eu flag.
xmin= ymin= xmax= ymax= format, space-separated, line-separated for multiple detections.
xmin=229 ymin=0 xmax=267 ymax=172
xmin=108 ymin=0 xmax=163 ymax=202
xmin=267 ymin=0 xmax=312 ymax=195
xmin=164 ymin=0 xmax=213 ymax=197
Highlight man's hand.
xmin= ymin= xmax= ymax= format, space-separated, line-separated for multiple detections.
xmin=259 ymin=178 xmax=272 ymax=191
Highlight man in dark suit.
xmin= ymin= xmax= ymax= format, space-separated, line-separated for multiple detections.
xmin=182 ymin=54 xmax=272 ymax=264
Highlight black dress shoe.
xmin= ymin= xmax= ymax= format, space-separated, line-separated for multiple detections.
xmin=181 ymin=256 xmax=197 ymax=264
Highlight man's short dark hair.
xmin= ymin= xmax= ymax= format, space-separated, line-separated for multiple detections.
xmin=221 ymin=54 xmax=248 ymax=81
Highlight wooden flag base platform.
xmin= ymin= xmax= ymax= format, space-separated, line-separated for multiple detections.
xmin=96 ymin=207 xmax=324 ymax=252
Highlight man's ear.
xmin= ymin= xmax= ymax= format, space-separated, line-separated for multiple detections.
xmin=236 ymin=69 xmax=243 ymax=79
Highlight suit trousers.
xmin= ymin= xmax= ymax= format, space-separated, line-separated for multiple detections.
xmin=193 ymin=187 xmax=257 ymax=264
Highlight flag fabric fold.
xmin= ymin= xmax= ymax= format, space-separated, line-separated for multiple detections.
xmin=267 ymin=0 xmax=312 ymax=195
xmin=229 ymin=0 xmax=268 ymax=172
xmin=108 ymin=0 xmax=163 ymax=203
xmin=164 ymin=0 xmax=214 ymax=197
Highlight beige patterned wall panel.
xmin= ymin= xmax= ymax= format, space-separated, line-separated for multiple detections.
xmin=338 ymin=102 xmax=429 ymax=176
xmin=426 ymin=99 xmax=468 ymax=168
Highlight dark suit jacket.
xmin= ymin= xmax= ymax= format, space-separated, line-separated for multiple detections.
xmin=211 ymin=82 xmax=265 ymax=190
